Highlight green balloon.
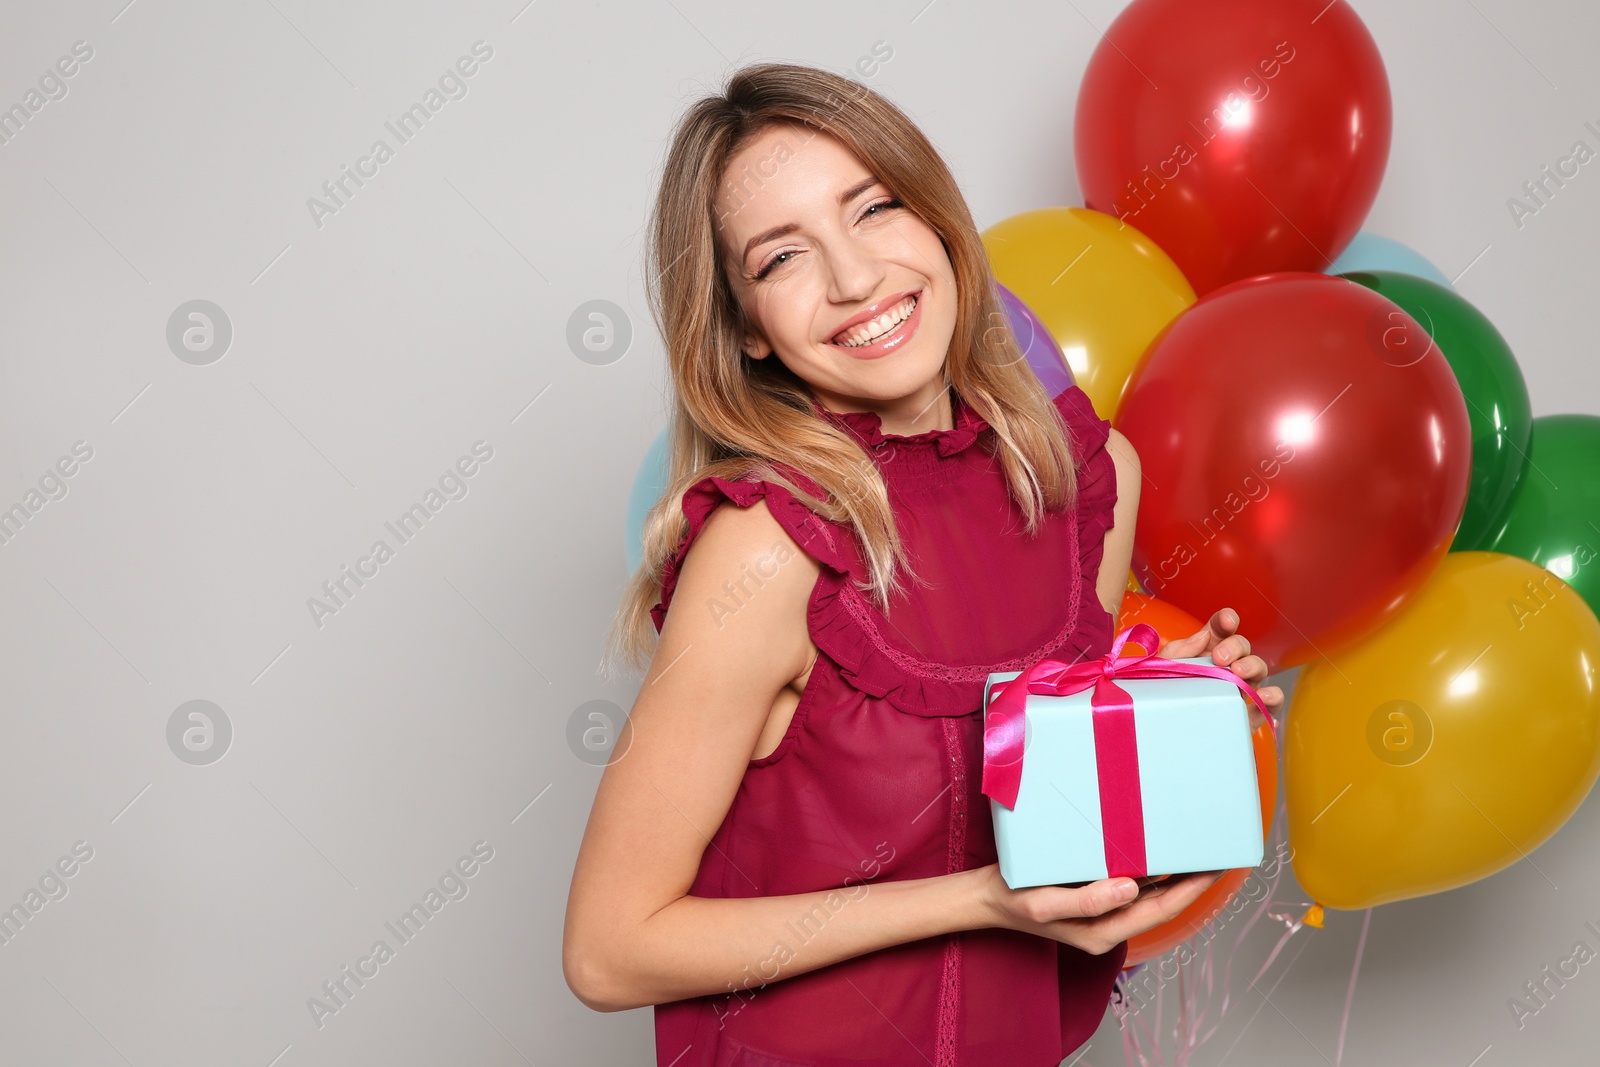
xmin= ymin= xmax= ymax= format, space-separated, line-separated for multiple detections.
xmin=1483 ymin=415 xmax=1600 ymax=621
xmin=1340 ymin=270 xmax=1532 ymax=550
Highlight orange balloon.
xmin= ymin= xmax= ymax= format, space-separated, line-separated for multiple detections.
xmin=1114 ymin=591 xmax=1200 ymax=655
xmin=1113 ymin=592 xmax=1281 ymax=966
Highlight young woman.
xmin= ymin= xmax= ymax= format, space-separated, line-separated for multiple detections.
xmin=565 ymin=62 xmax=1283 ymax=1066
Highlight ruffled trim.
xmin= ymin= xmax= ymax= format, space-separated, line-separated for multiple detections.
xmin=809 ymin=490 xmax=1104 ymax=718
xmin=649 ymin=385 xmax=1120 ymax=717
xmin=649 ymin=469 xmax=857 ymax=635
xmin=809 ymin=390 xmax=988 ymax=458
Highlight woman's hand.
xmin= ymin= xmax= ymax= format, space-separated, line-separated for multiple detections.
xmin=975 ymin=864 xmax=1225 ymax=955
xmin=1155 ymin=607 xmax=1282 ymax=732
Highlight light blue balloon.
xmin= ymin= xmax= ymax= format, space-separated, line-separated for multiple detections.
xmin=1326 ymin=232 xmax=1452 ymax=289
xmin=626 ymin=427 xmax=670 ymax=573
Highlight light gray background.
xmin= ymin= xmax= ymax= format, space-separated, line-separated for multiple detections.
xmin=1 ymin=1 xmax=1595 ymax=1064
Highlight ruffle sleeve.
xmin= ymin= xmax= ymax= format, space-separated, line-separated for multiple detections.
xmin=649 ymin=470 xmax=858 ymax=635
xmin=1054 ymin=385 xmax=1119 ymax=592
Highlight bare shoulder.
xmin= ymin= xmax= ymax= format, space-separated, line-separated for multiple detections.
xmin=675 ymin=495 xmax=823 ymax=663
xmin=646 ymin=492 xmax=823 ymax=720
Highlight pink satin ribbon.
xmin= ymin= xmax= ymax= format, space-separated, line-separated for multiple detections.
xmin=981 ymin=622 xmax=1278 ymax=879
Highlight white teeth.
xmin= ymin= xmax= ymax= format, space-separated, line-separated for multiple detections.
xmin=836 ymin=296 xmax=916 ymax=347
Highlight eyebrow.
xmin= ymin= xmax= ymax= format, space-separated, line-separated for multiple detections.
xmin=740 ymin=174 xmax=883 ymax=265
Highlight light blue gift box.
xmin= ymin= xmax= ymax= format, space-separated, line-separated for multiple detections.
xmin=982 ymin=656 xmax=1265 ymax=890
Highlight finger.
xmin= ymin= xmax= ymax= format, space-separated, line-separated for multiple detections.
xmin=1134 ymin=870 xmax=1224 ymax=906
xmin=1136 ymin=869 xmax=1223 ymax=897
xmin=1211 ymin=608 xmax=1239 ymax=640
xmin=1085 ymin=873 xmax=1220 ymax=940
xmin=1161 ymin=625 xmax=1212 ymax=658
xmin=1214 ymin=633 xmax=1252 ymax=666
xmin=1229 ymin=654 xmax=1269 ymax=684
xmin=1126 ymin=870 xmax=1222 ymax=915
xmin=1111 ymin=871 xmax=1218 ymax=914
xmin=1060 ymin=877 xmax=1141 ymax=918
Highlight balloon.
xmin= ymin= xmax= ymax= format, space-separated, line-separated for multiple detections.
xmin=1114 ymin=272 xmax=1473 ymax=671
xmin=995 ymin=283 xmax=1075 ymax=398
xmin=1328 ymin=233 xmax=1453 ymax=288
xmin=1286 ymin=551 xmax=1600 ymax=910
xmin=982 ymin=207 xmax=1195 ymax=419
xmin=1113 ymin=591 xmax=1202 ymax=655
xmin=1483 ymin=415 xmax=1600 ymax=620
xmin=1074 ymin=0 xmax=1392 ymax=295
xmin=626 ymin=427 xmax=670 ymax=573
xmin=1112 ymin=592 xmax=1279 ymax=964
xmin=1339 ymin=270 xmax=1532 ymax=551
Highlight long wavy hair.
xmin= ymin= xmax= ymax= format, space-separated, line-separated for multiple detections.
xmin=602 ymin=62 xmax=1083 ymax=677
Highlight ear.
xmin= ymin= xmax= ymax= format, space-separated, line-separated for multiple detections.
xmin=740 ymin=321 xmax=773 ymax=361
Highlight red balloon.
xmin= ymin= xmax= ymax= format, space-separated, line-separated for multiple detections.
xmin=1074 ymin=0 xmax=1392 ymax=296
xmin=1113 ymin=273 xmax=1471 ymax=672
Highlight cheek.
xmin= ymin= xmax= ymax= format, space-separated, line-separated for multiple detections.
xmin=764 ymin=288 xmax=809 ymax=334
xmin=910 ymin=236 xmax=953 ymax=281
xmin=906 ymin=223 xmax=955 ymax=279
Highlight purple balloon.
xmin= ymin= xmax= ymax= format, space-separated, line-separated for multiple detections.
xmin=996 ymin=283 xmax=1074 ymax=397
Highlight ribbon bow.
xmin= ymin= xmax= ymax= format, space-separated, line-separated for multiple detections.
xmin=982 ymin=621 xmax=1277 ymax=815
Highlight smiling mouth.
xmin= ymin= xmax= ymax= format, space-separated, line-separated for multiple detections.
xmin=831 ymin=294 xmax=919 ymax=348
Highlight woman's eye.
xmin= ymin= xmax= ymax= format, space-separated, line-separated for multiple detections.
xmin=862 ymin=197 xmax=904 ymax=219
xmin=755 ymin=251 xmax=791 ymax=280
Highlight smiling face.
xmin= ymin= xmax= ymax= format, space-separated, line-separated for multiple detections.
xmin=714 ymin=124 xmax=959 ymax=434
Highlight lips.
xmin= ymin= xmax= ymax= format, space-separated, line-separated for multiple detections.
xmin=829 ymin=289 xmax=922 ymax=347
xmin=827 ymin=290 xmax=924 ymax=360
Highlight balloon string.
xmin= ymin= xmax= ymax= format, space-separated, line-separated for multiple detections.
xmin=1118 ymin=967 xmax=1162 ymax=1067
xmin=1175 ymin=952 xmax=1189 ymax=1065
xmin=1185 ymin=938 xmax=1216 ymax=1060
xmin=1198 ymin=797 xmax=1292 ymax=1043
xmin=1188 ymin=937 xmax=1215 ymax=1058
xmin=1153 ymin=965 xmax=1167 ymax=1067
xmin=1334 ymin=907 xmax=1373 ymax=1066
xmin=1249 ymin=909 xmax=1306 ymax=985
xmin=1195 ymin=796 xmax=1316 ymax=1050
xmin=1116 ymin=970 xmax=1159 ymax=1067
xmin=1121 ymin=1007 xmax=1154 ymax=1067
xmin=1119 ymin=792 xmax=1335 ymax=1065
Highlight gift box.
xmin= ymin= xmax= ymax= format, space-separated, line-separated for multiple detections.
xmin=981 ymin=623 xmax=1272 ymax=890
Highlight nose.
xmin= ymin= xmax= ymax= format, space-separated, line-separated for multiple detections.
xmin=823 ymin=231 xmax=887 ymax=308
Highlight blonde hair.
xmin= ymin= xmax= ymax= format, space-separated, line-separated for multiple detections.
xmin=602 ymin=62 xmax=1082 ymax=677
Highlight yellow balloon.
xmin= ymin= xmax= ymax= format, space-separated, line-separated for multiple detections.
xmin=1287 ymin=551 xmax=1600 ymax=910
xmin=982 ymin=207 xmax=1194 ymax=420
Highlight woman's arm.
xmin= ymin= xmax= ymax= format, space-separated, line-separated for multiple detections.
xmin=1095 ymin=427 xmax=1142 ymax=620
xmin=563 ymin=499 xmax=999 ymax=1012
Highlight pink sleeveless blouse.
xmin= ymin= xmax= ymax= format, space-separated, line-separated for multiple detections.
xmin=648 ymin=384 xmax=1126 ymax=1066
